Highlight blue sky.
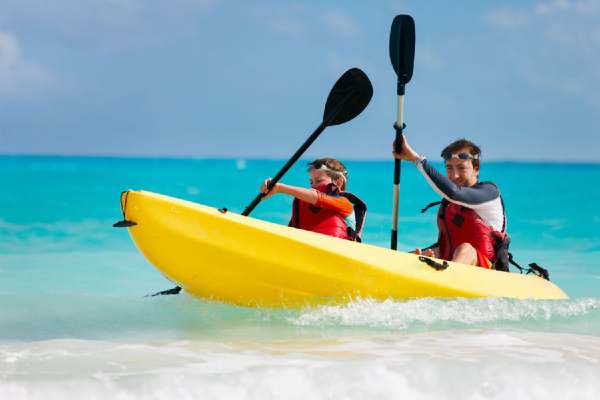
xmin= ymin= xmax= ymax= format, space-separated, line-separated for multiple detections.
xmin=1 ymin=0 xmax=599 ymax=161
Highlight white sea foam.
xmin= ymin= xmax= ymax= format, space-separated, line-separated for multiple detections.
xmin=291 ymin=297 xmax=600 ymax=329
xmin=1 ymin=332 xmax=600 ymax=399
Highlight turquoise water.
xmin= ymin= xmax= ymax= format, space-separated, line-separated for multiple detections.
xmin=2 ymin=156 xmax=600 ymax=399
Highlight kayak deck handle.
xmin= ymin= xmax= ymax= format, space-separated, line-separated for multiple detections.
xmin=418 ymin=256 xmax=449 ymax=271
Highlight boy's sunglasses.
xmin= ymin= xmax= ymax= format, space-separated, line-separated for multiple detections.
xmin=308 ymin=162 xmax=347 ymax=175
xmin=442 ymin=152 xmax=479 ymax=161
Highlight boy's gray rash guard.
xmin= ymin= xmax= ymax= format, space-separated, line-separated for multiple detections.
xmin=415 ymin=158 xmax=505 ymax=232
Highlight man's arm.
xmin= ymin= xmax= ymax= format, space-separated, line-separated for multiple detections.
xmin=392 ymin=135 xmax=506 ymax=232
xmin=391 ymin=136 xmax=499 ymax=209
xmin=415 ymin=159 xmax=500 ymax=209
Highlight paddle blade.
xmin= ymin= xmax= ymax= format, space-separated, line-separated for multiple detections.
xmin=389 ymin=15 xmax=415 ymax=84
xmin=323 ymin=68 xmax=373 ymax=126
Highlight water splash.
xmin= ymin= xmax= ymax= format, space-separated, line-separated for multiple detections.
xmin=291 ymin=297 xmax=600 ymax=332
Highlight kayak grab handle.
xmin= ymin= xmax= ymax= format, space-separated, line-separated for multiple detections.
xmin=113 ymin=190 xmax=137 ymax=228
xmin=418 ymin=256 xmax=449 ymax=271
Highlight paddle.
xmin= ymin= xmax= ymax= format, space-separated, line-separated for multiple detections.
xmin=242 ymin=68 xmax=373 ymax=216
xmin=389 ymin=15 xmax=415 ymax=250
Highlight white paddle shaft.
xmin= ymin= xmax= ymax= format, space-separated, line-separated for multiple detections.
xmin=396 ymin=94 xmax=405 ymax=128
xmin=392 ymin=93 xmax=405 ymax=232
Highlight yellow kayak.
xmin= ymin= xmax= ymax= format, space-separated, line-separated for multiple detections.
xmin=118 ymin=190 xmax=568 ymax=307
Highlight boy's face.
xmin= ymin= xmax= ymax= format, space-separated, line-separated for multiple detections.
xmin=309 ymin=169 xmax=333 ymax=189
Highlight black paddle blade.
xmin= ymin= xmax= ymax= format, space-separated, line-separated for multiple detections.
xmin=323 ymin=68 xmax=373 ymax=126
xmin=389 ymin=15 xmax=415 ymax=85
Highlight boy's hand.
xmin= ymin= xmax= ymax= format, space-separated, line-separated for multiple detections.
xmin=392 ymin=134 xmax=420 ymax=162
xmin=260 ymin=178 xmax=278 ymax=199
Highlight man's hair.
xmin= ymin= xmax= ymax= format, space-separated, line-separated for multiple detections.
xmin=441 ymin=138 xmax=481 ymax=169
xmin=307 ymin=158 xmax=348 ymax=190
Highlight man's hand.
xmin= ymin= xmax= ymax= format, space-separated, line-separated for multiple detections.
xmin=412 ymin=247 xmax=436 ymax=257
xmin=392 ymin=134 xmax=420 ymax=162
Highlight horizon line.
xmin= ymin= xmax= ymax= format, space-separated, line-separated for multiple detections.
xmin=1 ymin=152 xmax=600 ymax=165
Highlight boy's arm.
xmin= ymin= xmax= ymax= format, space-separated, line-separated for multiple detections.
xmin=277 ymin=184 xmax=319 ymax=204
xmin=277 ymin=185 xmax=353 ymax=217
xmin=261 ymin=180 xmax=318 ymax=204
xmin=314 ymin=192 xmax=353 ymax=216
xmin=261 ymin=180 xmax=352 ymax=216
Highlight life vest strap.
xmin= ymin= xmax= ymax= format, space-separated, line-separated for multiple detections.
xmin=420 ymin=200 xmax=442 ymax=213
xmin=340 ymin=192 xmax=367 ymax=241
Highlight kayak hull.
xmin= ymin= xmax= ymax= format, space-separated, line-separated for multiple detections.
xmin=120 ymin=190 xmax=568 ymax=307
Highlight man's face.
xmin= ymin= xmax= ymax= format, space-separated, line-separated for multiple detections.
xmin=444 ymin=147 xmax=479 ymax=187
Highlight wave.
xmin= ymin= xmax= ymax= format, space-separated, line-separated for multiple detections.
xmin=290 ymin=297 xmax=600 ymax=333
xmin=4 ymin=294 xmax=600 ymax=342
xmin=2 ymin=330 xmax=600 ymax=400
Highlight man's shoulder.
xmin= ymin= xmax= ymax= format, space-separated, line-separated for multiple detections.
xmin=476 ymin=180 xmax=498 ymax=187
xmin=475 ymin=181 xmax=500 ymax=194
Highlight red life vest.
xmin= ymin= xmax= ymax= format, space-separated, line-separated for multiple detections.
xmin=290 ymin=198 xmax=349 ymax=239
xmin=289 ymin=184 xmax=366 ymax=241
xmin=437 ymin=200 xmax=505 ymax=269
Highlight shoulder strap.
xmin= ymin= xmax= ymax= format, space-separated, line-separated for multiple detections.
xmin=340 ymin=192 xmax=367 ymax=238
xmin=420 ymin=200 xmax=442 ymax=213
xmin=500 ymin=195 xmax=507 ymax=233
xmin=289 ymin=198 xmax=300 ymax=228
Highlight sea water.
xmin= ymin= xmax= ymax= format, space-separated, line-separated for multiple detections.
xmin=1 ymin=156 xmax=600 ymax=399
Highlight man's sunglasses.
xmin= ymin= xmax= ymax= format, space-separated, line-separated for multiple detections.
xmin=442 ymin=152 xmax=479 ymax=161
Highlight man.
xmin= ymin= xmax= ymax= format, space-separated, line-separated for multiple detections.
xmin=393 ymin=137 xmax=508 ymax=270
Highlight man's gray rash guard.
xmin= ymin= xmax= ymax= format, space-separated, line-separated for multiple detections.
xmin=415 ymin=158 xmax=505 ymax=232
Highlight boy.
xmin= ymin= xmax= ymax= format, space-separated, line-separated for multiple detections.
xmin=260 ymin=158 xmax=366 ymax=241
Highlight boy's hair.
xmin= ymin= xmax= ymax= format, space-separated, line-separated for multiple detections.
xmin=441 ymin=138 xmax=482 ymax=169
xmin=307 ymin=158 xmax=348 ymax=190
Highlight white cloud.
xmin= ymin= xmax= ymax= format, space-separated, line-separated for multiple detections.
xmin=321 ymin=10 xmax=359 ymax=38
xmin=534 ymin=0 xmax=600 ymax=16
xmin=534 ymin=0 xmax=570 ymax=15
xmin=416 ymin=45 xmax=446 ymax=71
xmin=484 ymin=1 xmax=600 ymax=108
xmin=483 ymin=8 xmax=529 ymax=29
xmin=326 ymin=52 xmax=346 ymax=73
xmin=0 ymin=0 xmax=220 ymax=51
xmin=572 ymin=0 xmax=600 ymax=13
xmin=0 ymin=31 xmax=55 ymax=98
xmin=534 ymin=0 xmax=600 ymax=15
xmin=257 ymin=7 xmax=359 ymax=40
xmin=256 ymin=6 xmax=308 ymax=39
